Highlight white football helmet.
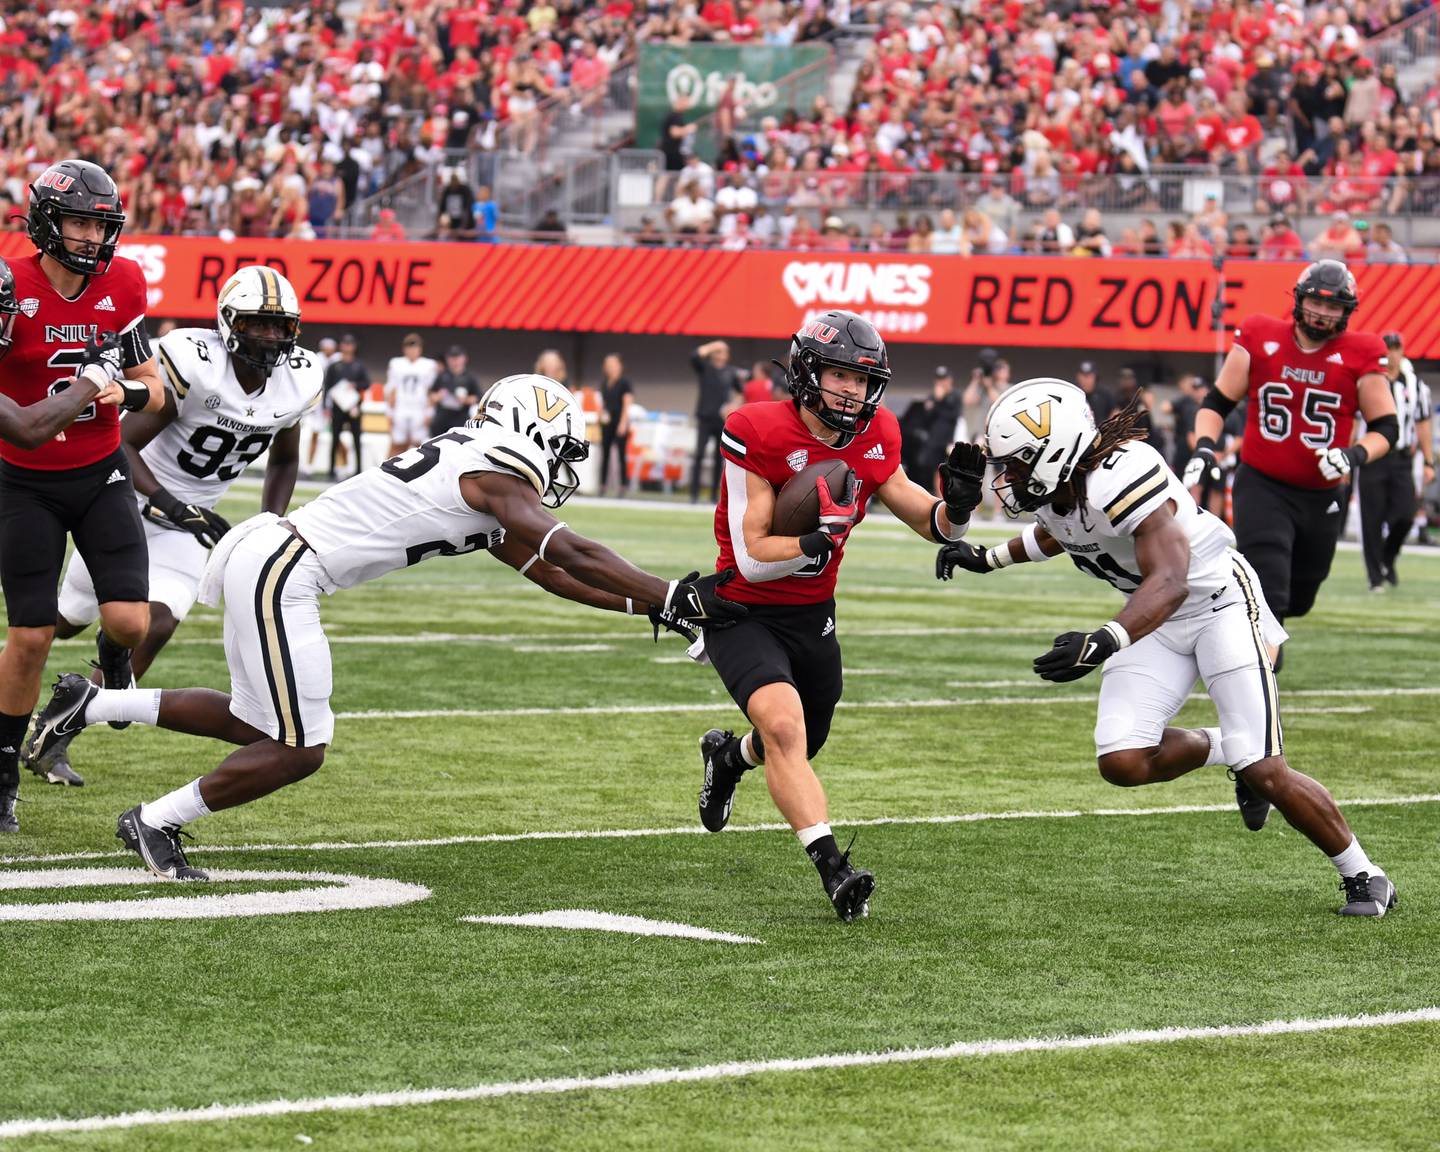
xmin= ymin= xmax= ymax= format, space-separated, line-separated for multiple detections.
xmin=216 ymin=265 xmax=301 ymax=373
xmin=984 ymin=377 xmax=1098 ymax=516
xmin=472 ymin=373 xmax=589 ymax=507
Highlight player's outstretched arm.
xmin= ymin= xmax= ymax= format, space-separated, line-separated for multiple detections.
xmin=491 ymin=534 xmax=630 ymax=613
xmin=0 ymin=376 xmax=106 ymax=450
xmin=936 ymin=522 xmax=1061 ymax=579
xmin=262 ymin=424 xmax=303 ymax=515
xmin=874 ymin=444 xmax=978 ymax=542
xmin=469 ymin=471 xmax=746 ymax=626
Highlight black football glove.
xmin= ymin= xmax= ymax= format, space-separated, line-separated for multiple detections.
xmin=1180 ymin=438 xmax=1221 ymax=489
xmin=648 ymin=604 xmax=698 ymax=644
xmin=935 ymin=540 xmax=996 ymax=580
xmin=1033 ymin=627 xmax=1123 ymax=683
xmin=80 ymin=330 xmax=147 ymax=411
xmin=143 ymin=487 xmax=232 ymax=549
xmin=938 ymin=440 xmax=987 ymax=525
xmin=665 ymin=569 xmax=749 ymax=629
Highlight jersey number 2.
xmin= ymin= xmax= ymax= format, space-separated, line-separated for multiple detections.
xmin=45 ymin=349 xmax=96 ymax=422
xmin=1258 ymin=383 xmax=1343 ymax=449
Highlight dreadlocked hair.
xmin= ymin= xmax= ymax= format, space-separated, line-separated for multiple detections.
xmin=1080 ymin=394 xmax=1150 ymax=473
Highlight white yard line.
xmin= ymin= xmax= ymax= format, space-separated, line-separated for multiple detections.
xmin=5 ymin=793 xmax=1437 ymax=868
xmin=2 ymin=1006 xmax=1435 ymax=1140
xmin=325 ymin=684 xmax=1439 ymax=722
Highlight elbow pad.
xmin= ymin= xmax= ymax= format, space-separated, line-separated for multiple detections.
xmin=1200 ymin=388 xmax=1238 ymax=418
xmin=1367 ymin=413 xmax=1399 ymax=448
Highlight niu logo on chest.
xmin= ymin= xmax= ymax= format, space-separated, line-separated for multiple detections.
xmin=45 ymin=324 xmax=98 ymax=344
xmin=1281 ymin=366 xmax=1327 ymax=385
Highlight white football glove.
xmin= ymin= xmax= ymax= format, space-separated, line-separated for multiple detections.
xmin=1315 ymin=445 xmax=1366 ymax=482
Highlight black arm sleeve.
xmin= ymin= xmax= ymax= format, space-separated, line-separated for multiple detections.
xmin=1200 ymin=387 xmax=1238 ymax=418
xmin=1367 ymin=413 xmax=1399 ymax=448
xmin=121 ymin=323 xmax=153 ymax=369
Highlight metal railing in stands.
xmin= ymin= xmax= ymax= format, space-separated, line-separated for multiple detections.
xmin=1363 ymin=3 xmax=1440 ymax=72
xmin=684 ymin=50 xmax=838 ymax=164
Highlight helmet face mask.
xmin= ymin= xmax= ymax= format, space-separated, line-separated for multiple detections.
xmin=28 ymin=160 xmax=126 ymax=276
xmin=984 ymin=378 xmax=1098 ymax=517
xmin=216 ymin=266 xmax=301 ymax=374
xmin=0 ymin=257 xmax=18 ymax=359
xmin=787 ymin=311 xmax=891 ymax=438
xmin=1292 ymin=259 xmax=1358 ymax=342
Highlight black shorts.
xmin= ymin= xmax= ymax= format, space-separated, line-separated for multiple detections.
xmin=1232 ymin=462 xmax=1345 ymax=620
xmin=0 ymin=449 xmax=148 ymax=627
xmin=702 ymin=598 xmax=843 ymax=760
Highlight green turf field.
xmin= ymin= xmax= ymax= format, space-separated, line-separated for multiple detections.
xmin=2 ymin=491 xmax=1437 ymax=1150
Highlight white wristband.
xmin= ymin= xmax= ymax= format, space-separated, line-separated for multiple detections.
xmin=986 ymin=544 xmax=1015 ymax=569
xmin=664 ymin=578 xmax=678 ymax=611
xmin=1102 ymin=620 xmax=1132 ymax=650
xmin=1021 ymin=523 xmax=1052 ymax=564
xmin=536 ymin=521 xmax=567 ymax=562
xmin=625 ymin=597 xmax=634 ymax=615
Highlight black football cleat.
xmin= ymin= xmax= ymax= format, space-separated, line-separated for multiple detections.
xmin=698 ymin=728 xmax=747 ymax=832
xmin=1229 ymin=769 xmax=1271 ymax=832
xmin=23 ymin=673 xmax=97 ymax=766
xmin=1338 ymin=872 xmax=1396 ymax=917
xmin=0 ymin=779 xmax=17 ymax=834
xmin=21 ymin=731 xmax=83 ymax=787
xmin=116 ymin=806 xmax=209 ymax=881
xmin=93 ymin=629 xmax=136 ymax=729
xmin=825 ymin=861 xmax=875 ymax=922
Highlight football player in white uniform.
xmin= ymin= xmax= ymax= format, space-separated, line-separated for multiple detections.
xmin=936 ymin=378 xmax=1396 ymax=917
xmin=385 ymin=333 xmax=439 ymax=455
xmin=29 ymin=373 xmax=745 ymax=880
xmin=29 ymin=266 xmax=320 ymax=787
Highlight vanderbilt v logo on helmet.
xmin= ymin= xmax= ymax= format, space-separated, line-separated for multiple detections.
xmin=1014 ymin=401 xmax=1052 ymax=439
xmin=533 ymin=385 xmax=567 ymax=422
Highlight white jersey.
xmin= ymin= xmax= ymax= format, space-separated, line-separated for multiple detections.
xmin=288 ymin=426 xmax=517 ymax=590
xmin=386 ymin=356 xmax=439 ymax=411
xmin=150 ymin=328 xmax=323 ymax=507
xmin=1035 ymin=440 xmax=1236 ymax=617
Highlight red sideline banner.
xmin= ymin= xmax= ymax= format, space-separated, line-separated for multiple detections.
xmin=3 ymin=233 xmax=1436 ymax=356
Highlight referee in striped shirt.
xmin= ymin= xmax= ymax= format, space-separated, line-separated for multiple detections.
xmin=1359 ymin=332 xmax=1435 ymax=589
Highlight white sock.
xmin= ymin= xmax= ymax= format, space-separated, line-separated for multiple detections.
xmin=1200 ymin=727 xmax=1226 ymax=767
xmin=795 ymin=821 xmax=831 ymax=849
xmin=85 ymin=688 xmax=161 ymax=727
xmin=140 ymin=779 xmax=211 ymax=831
xmin=740 ymin=732 xmax=761 ymax=767
xmin=1329 ymin=837 xmax=1384 ymax=879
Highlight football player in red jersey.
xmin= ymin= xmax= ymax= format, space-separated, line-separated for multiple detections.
xmin=0 ymin=159 xmax=165 ymax=833
xmin=695 ymin=310 xmax=984 ymax=921
xmin=1185 ymin=260 xmax=1397 ymax=639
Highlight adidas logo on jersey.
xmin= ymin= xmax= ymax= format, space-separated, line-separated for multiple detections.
xmin=1326 ymin=501 xmax=1340 ymax=514
xmin=94 ymin=295 xmax=116 ymax=312
xmin=820 ymin=616 xmax=834 ymax=637
xmin=105 ymin=469 xmax=124 ymax=485
xmin=1326 ymin=352 xmax=1344 ymax=364
xmin=862 ymin=443 xmax=886 ymax=461
xmin=1263 ymin=342 xmax=1279 ymax=356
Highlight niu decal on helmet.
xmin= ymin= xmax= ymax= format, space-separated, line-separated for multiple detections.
xmin=1292 ymin=259 xmax=1358 ymax=342
xmin=471 ymin=373 xmax=589 ymax=507
xmin=984 ymin=378 xmax=1098 ymax=516
xmin=27 ymin=159 xmax=127 ymax=276
xmin=785 ymin=310 xmax=891 ymax=441
xmin=217 ymin=266 xmax=302 ymax=374
xmin=0 ymin=256 xmax=18 ymax=357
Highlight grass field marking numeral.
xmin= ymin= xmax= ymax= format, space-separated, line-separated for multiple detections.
xmin=0 ymin=867 xmax=430 ymax=922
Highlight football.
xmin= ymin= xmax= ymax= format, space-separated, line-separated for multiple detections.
xmin=771 ymin=459 xmax=857 ymax=536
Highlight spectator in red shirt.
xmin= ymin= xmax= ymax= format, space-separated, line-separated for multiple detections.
xmin=1256 ymin=148 xmax=1310 ymax=215
xmin=1309 ymin=210 xmax=1366 ymax=262
xmin=1257 ymin=214 xmax=1306 ymax=261
xmin=370 ymin=207 xmax=407 ymax=242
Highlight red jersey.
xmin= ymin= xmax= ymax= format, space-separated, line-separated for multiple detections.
xmin=715 ymin=401 xmax=902 ymax=605
xmin=1 ymin=253 xmax=149 ymax=469
xmin=1235 ymin=312 xmax=1386 ymax=490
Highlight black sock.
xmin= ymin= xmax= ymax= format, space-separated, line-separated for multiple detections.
xmin=0 ymin=710 xmax=29 ymax=785
xmin=805 ymin=834 xmax=844 ymax=884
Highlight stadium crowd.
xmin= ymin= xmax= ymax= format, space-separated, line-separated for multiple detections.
xmin=643 ymin=0 xmax=1440 ymax=257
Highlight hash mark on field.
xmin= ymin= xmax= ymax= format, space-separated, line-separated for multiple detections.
xmin=5 ymin=794 xmax=1437 ymax=867
xmin=461 ymin=909 xmax=761 ymax=944
xmin=3 ymin=1007 xmax=1435 ymax=1139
